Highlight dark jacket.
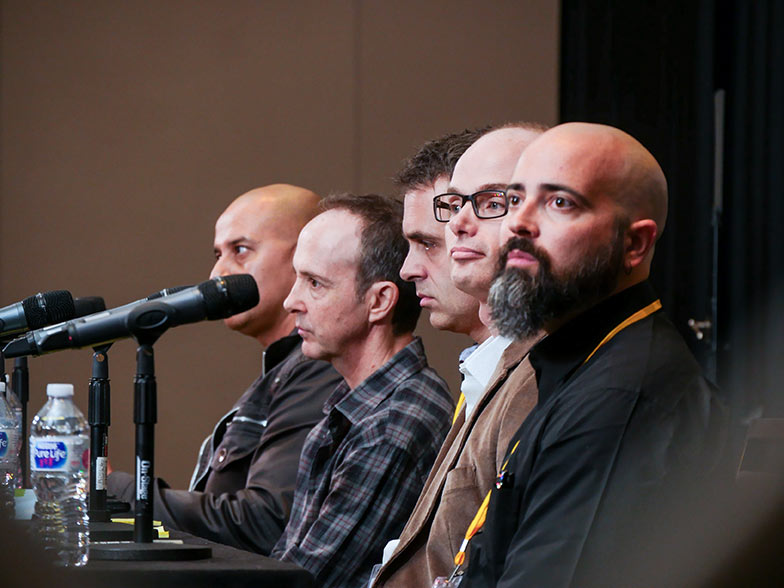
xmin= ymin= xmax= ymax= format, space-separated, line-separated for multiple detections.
xmin=464 ymin=282 xmax=727 ymax=587
xmin=107 ymin=333 xmax=343 ymax=554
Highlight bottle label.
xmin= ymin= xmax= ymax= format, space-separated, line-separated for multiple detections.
xmin=0 ymin=429 xmax=18 ymax=458
xmin=30 ymin=436 xmax=88 ymax=472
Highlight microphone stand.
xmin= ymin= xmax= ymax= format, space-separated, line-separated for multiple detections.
xmin=90 ymin=301 xmax=210 ymax=561
xmin=88 ymin=345 xmax=112 ymax=522
xmin=85 ymin=344 xmax=145 ymax=542
xmin=132 ymin=340 xmax=156 ymax=543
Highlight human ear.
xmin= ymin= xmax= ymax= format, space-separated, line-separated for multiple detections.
xmin=366 ymin=281 xmax=399 ymax=325
xmin=624 ymin=219 xmax=658 ymax=269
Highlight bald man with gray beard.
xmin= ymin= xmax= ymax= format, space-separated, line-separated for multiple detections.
xmin=465 ymin=124 xmax=726 ymax=587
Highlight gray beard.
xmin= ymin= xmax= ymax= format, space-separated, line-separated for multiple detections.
xmin=488 ymin=233 xmax=625 ymax=340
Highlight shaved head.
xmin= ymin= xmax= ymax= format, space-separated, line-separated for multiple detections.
xmin=536 ymin=123 xmax=668 ymax=236
xmin=226 ymin=183 xmax=323 ymax=243
xmin=211 ymin=183 xmax=322 ymax=346
xmin=492 ymin=122 xmax=668 ymax=337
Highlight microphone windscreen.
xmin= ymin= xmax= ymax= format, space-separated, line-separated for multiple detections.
xmin=199 ymin=275 xmax=259 ymax=320
xmin=73 ymin=296 xmax=106 ymax=318
xmin=223 ymin=274 xmax=260 ymax=315
xmin=22 ymin=290 xmax=75 ymax=329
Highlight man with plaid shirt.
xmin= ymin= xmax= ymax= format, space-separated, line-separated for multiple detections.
xmin=271 ymin=193 xmax=454 ymax=588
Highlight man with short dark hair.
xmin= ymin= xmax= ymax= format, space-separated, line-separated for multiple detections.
xmin=376 ymin=124 xmax=546 ymax=588
xmin=465 ymin=123 xmax=726 ymax=586
xmin=399 ymin=128 xmax=489 ymax=341
xmin=274 ymin=194 xmax=454 ymax=588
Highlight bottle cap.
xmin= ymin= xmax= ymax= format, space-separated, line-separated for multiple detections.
xmin=0 ymin=382 xmax=5 ymax=393
xmin=47 ymin=383 xmax=74 ymax=398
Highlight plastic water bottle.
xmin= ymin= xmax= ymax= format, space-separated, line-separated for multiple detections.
xmin=4 ymin=375 xmax=24 ymax=488
xmin=30 ymin=383 xmax=90 ymax=566
xmin=0 ymin=382 xmax=20 ymax=517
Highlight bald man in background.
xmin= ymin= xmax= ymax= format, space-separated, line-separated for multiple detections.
xmin=107 ymin=184 xmax=343 ymax=554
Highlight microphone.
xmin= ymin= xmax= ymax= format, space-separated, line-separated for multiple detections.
xmin=0 ymin=290 xmax=75 ymax=339
xmin=2 ymin=287 xmax=191 ymax=357
xmin=73 ymin=297 xmax=107 ymax=318
xmin=2 ymin=275 xmax=258 ymax=357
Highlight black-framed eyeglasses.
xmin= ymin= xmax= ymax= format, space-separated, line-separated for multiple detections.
xmin=432 ymin=190 xmax=509 ymax=222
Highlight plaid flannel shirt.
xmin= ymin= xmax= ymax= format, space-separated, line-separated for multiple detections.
xmin=270 ymin=337 xmax=454 ymax=588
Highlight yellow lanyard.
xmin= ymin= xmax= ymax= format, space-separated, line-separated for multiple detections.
xmin=452 ymin=393 xmax=466 ymax=425
xmin=448 ymin=298 xmax=662 ymax=577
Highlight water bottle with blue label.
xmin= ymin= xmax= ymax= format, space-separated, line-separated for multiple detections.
xmin=30 ymin=383 xmax=90 ymax=566
xmin=0 ymin=381 xmax=20 ymax=517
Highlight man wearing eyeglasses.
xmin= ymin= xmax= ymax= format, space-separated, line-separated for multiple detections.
xmin=374 ymin=123 xmax=547 ymax=588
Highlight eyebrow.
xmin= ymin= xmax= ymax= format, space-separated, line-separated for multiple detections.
xmin=214 ymin=236 xmax=254 ymax=255
xmin=299 ymin=270 xmax=333 ymax=287
xmin=405 ymin=230 xmax=441 ymax=243
xmin=445 ymin=182 xmax=507 ymax=194
xmin=507 ymin=182 xmax=589 ymax=205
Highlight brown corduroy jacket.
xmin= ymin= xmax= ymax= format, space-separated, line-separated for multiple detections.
xmin=372 ymin=337 xmax=539 ymax=588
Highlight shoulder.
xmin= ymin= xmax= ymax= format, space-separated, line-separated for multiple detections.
xmin=351 ymin=367 xmax=453 ymax=456
xmin=386 ymin=365 xmax=454 ymax=422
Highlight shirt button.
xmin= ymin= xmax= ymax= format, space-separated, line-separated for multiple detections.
xmin=274 ymin=377 xmax=281 ymax=384
xmin=216 ymin=447 xmax=228 ymax=463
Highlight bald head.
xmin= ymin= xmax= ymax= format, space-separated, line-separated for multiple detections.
xmin=534 ymin=123 xmax=668 ymax=236
xmin=225 ymin=183 xmax=322 ymax=243
xmin=211 ymin=183 xmax=322 ymax=346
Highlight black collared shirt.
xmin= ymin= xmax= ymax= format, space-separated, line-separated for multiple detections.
xmin=465 ymin=281 xmax=726 ymax=587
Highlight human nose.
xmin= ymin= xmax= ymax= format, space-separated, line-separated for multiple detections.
xmin=210 ymin=255 xmax=227 ymax=279
xmin=502 ymin=198 xmax=539 ymax=240
xmin=283 ymin=280 xmax=303 ymax=314
xmin=447 ymin=202 xmax=478 ymax=237
xmin=400 ymin=250 xmax=425 ymax=282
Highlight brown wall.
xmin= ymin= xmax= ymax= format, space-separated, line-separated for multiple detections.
xmin=0 ymin=0 xmax=559 ymax=487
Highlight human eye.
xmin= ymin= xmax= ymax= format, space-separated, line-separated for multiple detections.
xmin=478 ymin=191 xmax=507 ymax=212
xmin=549 ymin=195 xmax=576 ymax=210
xmin=420 ymin=240 xmax=436 ymax=252
xmin=507 ymin=192 xmax=523 ymax=208
xmin=308 ymin=277 xmax=321 ymax=289
xmin=445 ymin=195 xmax=463 ymax=215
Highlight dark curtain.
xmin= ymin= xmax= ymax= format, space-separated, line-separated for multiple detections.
xmin=718 ymin=0 xmax=784 ymax=424
xmin=561 ymin=0 xmax=784 ymax=463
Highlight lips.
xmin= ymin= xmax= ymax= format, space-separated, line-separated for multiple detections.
xmin=417 ymin=294 xmax=435 ymax=308
xmin=450 ymin=246 xmax=484 ymax=261
xmin=505 ymin=249 xmax=538 ymax=268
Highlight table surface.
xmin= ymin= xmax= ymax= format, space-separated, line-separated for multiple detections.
xmin=73 ymin=530 xmax=314 ymax=588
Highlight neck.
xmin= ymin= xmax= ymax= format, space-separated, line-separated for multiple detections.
xmin=334 ymin=326 xmax=414 ymax=389
xmin=469 ymin=320 xmax=491 ymax=344
xmin=255 ymin=312 xmax=296 ymax=348
xmin=478 ymin=301 xmax=499 ymax=337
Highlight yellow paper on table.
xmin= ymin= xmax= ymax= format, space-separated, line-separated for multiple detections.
xmin=111 ymin=518 xmax=169 ymax=539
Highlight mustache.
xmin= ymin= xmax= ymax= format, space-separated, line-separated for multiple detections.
xmin=497 ymin=237 xmax=552 ymax=274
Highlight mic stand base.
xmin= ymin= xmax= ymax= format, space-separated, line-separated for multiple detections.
xmin=89 ymin=541 xmax=210 ymax=561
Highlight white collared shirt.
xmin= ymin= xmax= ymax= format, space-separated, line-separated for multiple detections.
xmin=458 ymin=335 xmax=513 ymax=419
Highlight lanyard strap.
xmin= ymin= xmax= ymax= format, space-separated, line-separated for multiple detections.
xmin=452 ymin=440 xmax=520 ymax=568
xmin=581 ymin=299 xmax=661 ymax=366
xmin=449 ymin=298 xmax=662 ymax=573
xmin=452 ymin=393 xmax=466 ymax=425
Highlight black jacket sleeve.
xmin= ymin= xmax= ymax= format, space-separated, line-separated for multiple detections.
xmin=107 ymin=354 xmax=342 ymax=554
